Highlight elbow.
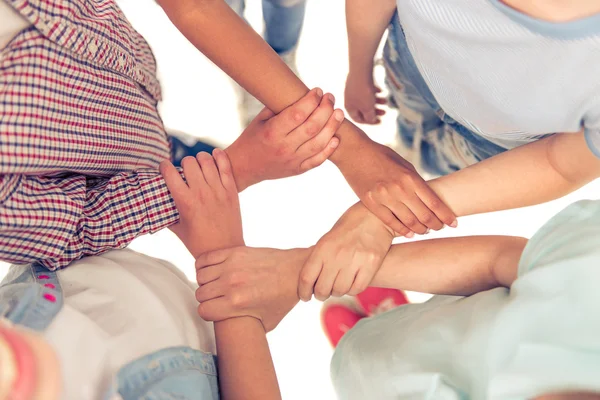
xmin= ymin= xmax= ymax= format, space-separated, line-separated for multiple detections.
xmin=546 ymin=133 xmax=579 ymax=185
xmin=489 ymin=236 xmax=528 ymax=288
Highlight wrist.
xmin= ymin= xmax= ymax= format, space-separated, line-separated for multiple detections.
xmin=328 ymin=120 xmax=373 ymax=168
xmin=348 ymin=202 xmax=395 ymax=238
xmin=286 ymin=247 xmax=311 ymax=274
xmin=348 ymin=56 xmax=375 ymax=78
xmin=224 ymin=142 xmax=255 ymax=192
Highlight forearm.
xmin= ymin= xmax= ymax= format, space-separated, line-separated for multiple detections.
xmin=158 ymin=0 xmax=303 ymax=113
xmin=370 ymin=235 xmax=527 ymax=295
xmin=428 ymin=132 xmax=600 ymax=217
xmin=157 ymin=0 xmax=374 ymax=174
xmin=346 ymin=0 xmax=396 ymax=75
xmin=214 ymin=318 xmax=281 ymax=400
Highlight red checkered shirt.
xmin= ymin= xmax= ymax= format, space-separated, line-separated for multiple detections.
xmin=0 ymin=0 xmax=179 ymax=270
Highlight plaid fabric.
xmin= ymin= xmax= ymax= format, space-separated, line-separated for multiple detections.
xmin=0 ymin=0 xmax=179 ymax=270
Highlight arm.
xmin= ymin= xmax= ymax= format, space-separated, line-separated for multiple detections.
xmin=160 ymin=151 xmax=281 ymax=400
xmin=344 ymin=0 xmax=396 ymax=124
xmin=193 ymin=234 xmax=526 ymax=329
xmin=214 ymin=319 xmax=281 ymax=400
xmin=428 ymin=131 xmax=600 ymax=217
xmin=297 ymin=132 xmax=597 ymax=300
xmin=156 ymin=0 xmax=366 ymax=161
xmin=370 ymin=235 xmax=527 ymax=296
xmin=156 ymin=0 xmax=456 ymax=236
xmin=346 ymin=0 xmax=395 ymax=76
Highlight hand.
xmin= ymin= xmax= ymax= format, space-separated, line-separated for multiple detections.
xmin=342 ymin=141 xmax=457 ymax=237
xmin=194 ymin=247 xmax=308 ymax=332
xmin=344 ymin=72 xmax=386 ymax=125
xmin=160 ymin=150 xmax=244 ymax=258
xmin=225 ymin=88 xmax=344 ymax=191
xmin=298 ymin=202 xmax=393 ymax=301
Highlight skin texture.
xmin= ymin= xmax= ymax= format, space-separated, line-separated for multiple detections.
xmin=157 ymin=0 xmax=457 ymax=239
xmin=161 ymin=151 xmax=281 ymax=400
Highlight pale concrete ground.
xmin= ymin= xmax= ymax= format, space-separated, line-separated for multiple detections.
xmin=2 ymin=0 xmax=599 ymax=399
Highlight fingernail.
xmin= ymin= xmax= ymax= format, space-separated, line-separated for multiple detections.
xmin=334 ymin=109 xmax=344 ymax=121
xmin=213 ymin=148 xmax=222 ymax=155
xmin=450 ymin=220 xmax=458 ymax=228
xmin=316 ymin=88 xmax=323 ymax=97
xmin=327 ymin=93 xmax=335 ymax=104
xmin=425 ymin=229 xmax=431 ymax=234
xmin=405 ymin=232 xmax=415 ymax=238
xmin=330 ymin=138 xmax=339 ymax=148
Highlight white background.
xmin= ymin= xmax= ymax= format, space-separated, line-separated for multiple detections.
xmin=2 ymin=0 xmax=599 ymax=399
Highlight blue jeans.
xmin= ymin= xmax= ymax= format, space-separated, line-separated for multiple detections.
xmin=384 ymin=12 xmax=507 ymax=176
xmin=226 ymin=0 xmax=307 ymax=54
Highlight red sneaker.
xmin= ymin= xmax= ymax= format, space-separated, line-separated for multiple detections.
xmin=356 ymin=287 xmax=409 ymax=317
xmin=321 ymin=303 xmax=365 ymax=347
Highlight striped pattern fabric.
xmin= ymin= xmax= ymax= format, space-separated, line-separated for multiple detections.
xmin=394 ymin=0 xmax=600 ymax=153
xmin=0 ymin=0 xmax=178 ymax=270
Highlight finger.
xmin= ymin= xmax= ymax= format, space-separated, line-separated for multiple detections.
xmin=348 ymin=267 xmax=373 ymax=296
xmin=213 ymin=148 xmax=238 ymax=192
xmin=365 ymin=193 xmax=414 ymax=238
xmin=299 ymin=137 xmax=339 ymax=172
xmin=375 ymin=86 xmax=382 ymax=93
xmin=388 ymin=197 xmax=428 ymax=235
xmin=197 ymin=298 xmax=236 ymax=322
xmin=314 ymin=266 xmax=340 ymax=302
xmin=196 ymin=280 xmax=224 ymax=303
xmin=331 ymin=265 xmax=359 ymax=297
xmin=375 ymin=109 xmax=386 ymax=116
xmin=255 ymin=106 xmax=275 ymax=122
xmin=403 ymin=195 xmax=445 ymax=231
xmin=180 ymin=156 xmax=205 ymax=191
xmin=416 ymin=185 xmax=458 ymax=228
xmin=296 ymin=108 xmax=344 ymax=167
xmin=196 ymin=265 xmax=221 ymax=285
xmin=375 ymin=97 xmax=387 ymax=105
xmin=287 ymin=93 xmax=335 ymax=149
xmin=295 ymin=107 xmax=343 ymax=157
xmin=196 ymin=152 xmax=221 ymax=189
xmin=298 ymin=254 xmax=324 ymax=302
xmin=195 ymin=249 xmax=230 ymax=270
xmin=265 ymin=88 xmax=323 ymax=137
xmin=159 ymin=161 xmax=189 ymax=201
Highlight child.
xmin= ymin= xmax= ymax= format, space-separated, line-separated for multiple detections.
xmin=302 ymin=0 xmax=600 ymax=313
xmin=344 ymin=0 xmax=600 ymax=176
xmin=1 ymin=0 xmax=457 ymax=307
xmin=331 ymin=200 xmax=600 ymax=399
xmin=191 ymin=199 xmax=600 ymax=400
xmin=0 ymin=151 xmax=287 ymax=399
xmin=0 ymin=0 xmax=343 ymax=269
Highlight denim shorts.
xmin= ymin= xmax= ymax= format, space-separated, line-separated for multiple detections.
xmin=0 ymin=263 xmax=220 ymax=400
xmin=384 ymin=12 xmax=508 ymax=176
